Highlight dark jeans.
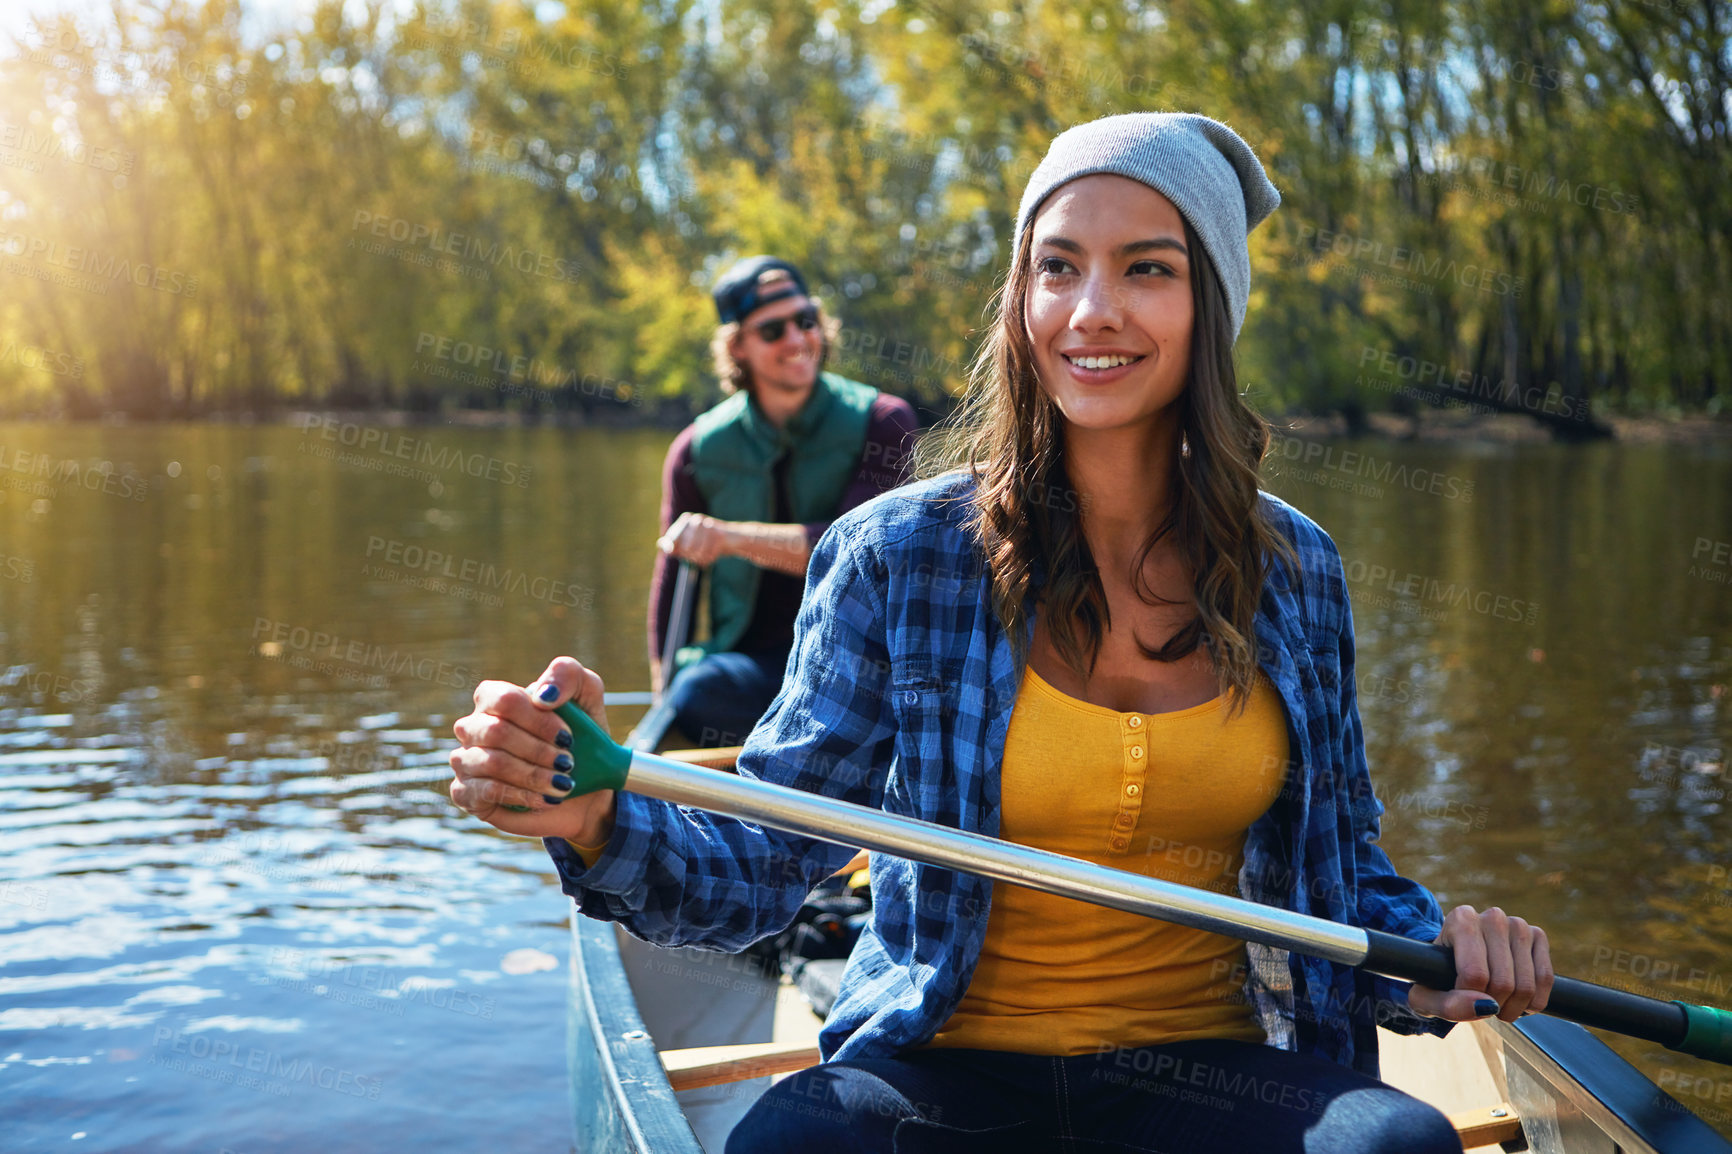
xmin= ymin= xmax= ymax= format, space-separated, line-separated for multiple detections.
xmin=725 ymin=1038 xmax=1462 ymax=1154
xmin=666 ymin=648 xmax=789 ymax=749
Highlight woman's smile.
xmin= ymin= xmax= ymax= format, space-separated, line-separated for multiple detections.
xmin=1060 ymin=346 xmax=1150 ymax=384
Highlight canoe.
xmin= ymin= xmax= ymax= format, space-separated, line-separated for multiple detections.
xmin=564 ymin=750 xmax=1732 ymax=1154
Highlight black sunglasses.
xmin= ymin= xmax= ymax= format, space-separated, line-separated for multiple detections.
xmin=751 ymin=306 xmax=820 ymax=343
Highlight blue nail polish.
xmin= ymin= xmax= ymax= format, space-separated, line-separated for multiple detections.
xmin=542 ymin=794 xmax=565 ymax=805
xmin=538 ymin=683 xmax=560 ymax=703
xmin=553 ymin=752 xmax=574 ymax=772
xmin=1475 ymin=999 xmax=1499 ymax=1016
xmin=550 ymin=773 xmax=574 ymax=793
xmin=554 ymin=729 xmax=573 ymax=749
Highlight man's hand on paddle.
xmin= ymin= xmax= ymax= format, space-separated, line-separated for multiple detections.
xmin=659 ymin=511 xmax=733 ymax=567
xmin=1408 ymin=904 xmax=1554 ymax=1023
xmin=448 ymin=656 xmax=617 ymax=844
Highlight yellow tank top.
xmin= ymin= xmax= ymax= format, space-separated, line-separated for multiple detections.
xmin=924 ymin=666 xmax=1290 ymax=1056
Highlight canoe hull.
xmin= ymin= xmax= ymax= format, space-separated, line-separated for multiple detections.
xmin=567 ymin=908 xmax=1732 ymax=1154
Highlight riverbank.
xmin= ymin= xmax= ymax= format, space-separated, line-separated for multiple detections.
xmin=1281 ymin=409 xmax=1732 ymax=444
xmin=6 ymin=405 xmax=1729 ymax=443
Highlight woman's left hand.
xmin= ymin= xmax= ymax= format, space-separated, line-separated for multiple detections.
xmin=1407 ymin=904 xmax=1554 ymax=1023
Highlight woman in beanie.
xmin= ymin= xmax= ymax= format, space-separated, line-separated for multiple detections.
xmin=448 ymin=113 xmax=1549 ymax=1153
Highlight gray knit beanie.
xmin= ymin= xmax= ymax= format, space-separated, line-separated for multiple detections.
xmin=1014 ymin=112 xmax=1281 ymax=341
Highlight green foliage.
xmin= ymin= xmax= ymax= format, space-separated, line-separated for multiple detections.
xmin=0 ymin=0 xmax=1724 ymax=419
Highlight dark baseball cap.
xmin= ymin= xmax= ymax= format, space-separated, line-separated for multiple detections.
xmin=712 ymin=256 xmax=810 ymax=324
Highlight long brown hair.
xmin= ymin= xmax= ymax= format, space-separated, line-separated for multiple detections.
xmin=917 ymin=215 xmax=1297 ymax=714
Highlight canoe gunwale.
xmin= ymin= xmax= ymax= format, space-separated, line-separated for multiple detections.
xmin=568 ymin=912 xmax=706 ymax=1154
xmin=1491 ymin=1016 xmax=1732 ymax=1154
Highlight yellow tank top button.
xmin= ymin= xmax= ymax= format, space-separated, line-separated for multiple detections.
xmin=1114 ymin=812 xmax=1133 ymax=827
xmin=1127 ymin=715 xmax=1142 ymax=728
xmin=1130 ymin=746 xmax=1144 ymax=760
xmin=1125 ymin=782 xmax=1140 ymax=797
xmin=1110 ymin=836 xmax=1128 ymax=851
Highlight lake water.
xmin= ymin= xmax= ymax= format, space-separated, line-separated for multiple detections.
xmin=1 ymin=421 xmax=1730 ymax=1149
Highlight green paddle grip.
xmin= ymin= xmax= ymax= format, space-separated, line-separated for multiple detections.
xmin=550 ymin=700 xmax=632 ymax=797
xmin=1674 ymin=1001 xmax=1732 ymax=1065
xmin=502 ymin=697 xmax=632 ymax=812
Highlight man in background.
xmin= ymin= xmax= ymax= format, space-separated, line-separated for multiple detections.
xmin=651 ymin=255 xmax=918 ymax=747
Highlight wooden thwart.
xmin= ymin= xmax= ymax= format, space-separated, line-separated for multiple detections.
xmin=1449 ymin=1103 xmax=1523 ymax=1147
xmin=660 ymin=1041 xmax=822 ymax=1092
xmin=657 ymin=746 xmax=744 ymax=771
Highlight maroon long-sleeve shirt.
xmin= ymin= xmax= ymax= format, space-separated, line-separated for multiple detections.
xmin=648 ymin=393 xmax=919 ymax=667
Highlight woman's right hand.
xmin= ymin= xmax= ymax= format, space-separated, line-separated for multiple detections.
xmin=448 ymin=656 xmax=618 ymax=844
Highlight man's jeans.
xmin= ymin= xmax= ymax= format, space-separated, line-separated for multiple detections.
xmin=666 ymin=648 xmax=790 ymax=748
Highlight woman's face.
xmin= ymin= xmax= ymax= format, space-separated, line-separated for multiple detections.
xmin=1024 ymin=174 xmax=1194 ymax=438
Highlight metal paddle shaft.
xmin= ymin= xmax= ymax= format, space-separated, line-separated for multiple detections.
xmin=546 ymin=701 xmax=1732 ymax=1066
xmin=625 ymin=561 xmax=698 ymax=752
xmin=602 ymin=691 xmax=656 ymax=707
xmin=660 ymin=561 xmax=697 ymax=678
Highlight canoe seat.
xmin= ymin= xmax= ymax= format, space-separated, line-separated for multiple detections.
xmin=1379 ymin=1023 xmax=1522 ymax=1152
xmin=659 ymin=1041 xmax=822 ymax=1092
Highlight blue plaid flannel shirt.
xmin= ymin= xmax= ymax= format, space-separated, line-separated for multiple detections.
xmin=546 ymin=473 xmax=1451 ymax=1077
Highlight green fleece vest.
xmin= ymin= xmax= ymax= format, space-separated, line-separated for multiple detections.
xmin=683 ymin=372 xmax=878 ymax=664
